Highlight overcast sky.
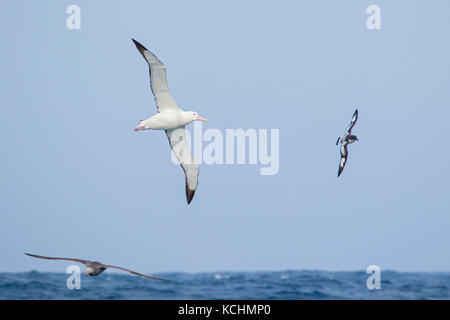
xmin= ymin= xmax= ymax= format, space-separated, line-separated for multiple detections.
xmin=1 ymin=0 xmax=450 ymax=273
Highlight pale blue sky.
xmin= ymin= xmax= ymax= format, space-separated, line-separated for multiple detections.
xmin=1 ymin=1 xmax=450 ymax=273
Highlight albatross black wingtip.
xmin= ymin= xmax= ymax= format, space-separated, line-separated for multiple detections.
xmin=186 ymin=188 xmax=196 ymax=205
xmin=131 ymin=38 xmax=148 ymax=52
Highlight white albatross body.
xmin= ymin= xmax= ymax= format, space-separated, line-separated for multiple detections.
xmin=132 ymin=39 xmax=207 ymax=204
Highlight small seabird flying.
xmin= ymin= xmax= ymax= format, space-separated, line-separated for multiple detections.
xmin=132 ymin=39 xmax=207 ymax=204
xmin=336 ymin=109 xmax=359 ymax=177
xmin=25 ymin=253 xmax=169 ymax=281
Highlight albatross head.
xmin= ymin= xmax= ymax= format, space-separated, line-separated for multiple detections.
xmin=186 ymin=111 xmax=207 ymax=123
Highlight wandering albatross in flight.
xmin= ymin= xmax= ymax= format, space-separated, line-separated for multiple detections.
xmin=336 ymin=109 xmax=359 ymax=177
xmin=25 ymin=253 xmax=169 ymax=281
xmin=132 ymin=39 xmax=207 ymax=204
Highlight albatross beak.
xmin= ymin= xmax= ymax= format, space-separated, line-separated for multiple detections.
xmin=197 ymin=115 xmax=208 ymax=122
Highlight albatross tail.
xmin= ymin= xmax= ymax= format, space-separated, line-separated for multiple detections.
xmin=134 ymin=120 xmax=146 ymax=131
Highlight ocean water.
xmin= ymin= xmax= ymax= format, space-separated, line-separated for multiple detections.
xmin=1 ymin=270 xmax=449 ymax=300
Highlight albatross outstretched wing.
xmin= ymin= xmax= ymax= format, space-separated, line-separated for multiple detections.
xmin=132 ymin=39 xmax=180 ymax=113
xmin=25 ymin=253 xmax=89 ymax=265
xmin=345 ymin=109 xmax=358 ymax=135
xmin=103 ymin=264 xmax=170 ymax=281
xmin=166 ymin=127 xmax=200 ymax=204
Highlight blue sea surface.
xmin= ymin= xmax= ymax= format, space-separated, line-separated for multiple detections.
xmin=0 ymin=270 xmax=449 ymax=300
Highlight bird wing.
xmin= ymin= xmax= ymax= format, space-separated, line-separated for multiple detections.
xmin=338 ymin=144 xmax=348 ymax=177
xmin=132 ymin=39 xmax=180 ymax=113
xmin=104 ymin=264 xmax=170 ymax=281
xmin=345 ymin=109 xmax=358 ymax=135
xmin=25 ymin=253 xmax=89 ymax=265
xmin=166 ymin=127 xmax=200 ymax=204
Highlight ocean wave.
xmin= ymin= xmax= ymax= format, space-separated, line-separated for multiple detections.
xmin=1 ymin=270 xmax=450 ymax=299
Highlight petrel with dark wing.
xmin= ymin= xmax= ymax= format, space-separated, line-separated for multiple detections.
xmin=25 ymin=253 xmax=169 ymax=281
xmin=336 ymin=109 xmax=359 ymax=177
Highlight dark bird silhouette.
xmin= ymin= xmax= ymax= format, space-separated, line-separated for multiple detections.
xmin=25 ymin=253 xmax=169 ymax=281
xmin=336 ymin=109 xmax=359 ymax=177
